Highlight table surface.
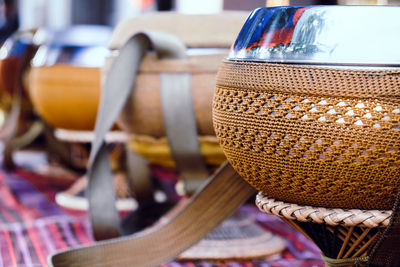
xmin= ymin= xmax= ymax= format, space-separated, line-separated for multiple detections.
xmin=0 ymin=150 xmax=324 ymax=267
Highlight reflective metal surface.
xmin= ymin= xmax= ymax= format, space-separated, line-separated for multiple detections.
xmin=32 ymin=25 xmax=112 ymax=67
xmin=0 ymin=31 xmax=34 ymax=60
xmin=229 ymin=6 xmax=400 ymax=66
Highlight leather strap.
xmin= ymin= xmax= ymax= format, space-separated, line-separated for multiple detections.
xmin=48 ymin=30 xmax=256 ymax=266
xmin=48 ymin=162 xmax=255 ymax=267
xmin=160 ymin=73 xmax=209 ymax=194
xmin=86 ymin=31 xmax=187 ymax=240
xmin=124 ymin=146 xmax=153 ymax=204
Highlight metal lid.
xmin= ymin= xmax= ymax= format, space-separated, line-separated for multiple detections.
xmin=228 ymin=6 xmax=400 ymax=66
xmin=32 ymin=25 xmax=112 ymax=67
xmin=0 ymin=31 xmax=35 ymax=60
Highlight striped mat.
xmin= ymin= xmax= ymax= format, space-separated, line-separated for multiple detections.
xmin=0 ymin=165 xmax=324 ymax=267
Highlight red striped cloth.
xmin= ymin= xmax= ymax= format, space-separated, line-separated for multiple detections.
xmin=0 ymin=166 xmax=323 ymax=267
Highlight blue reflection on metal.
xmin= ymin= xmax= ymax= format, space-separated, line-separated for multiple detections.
xmin=233 ymin=7 xmax=304 ymax=53
xmin=32 ymin=25 xmax=112 ymax=68
xmin=229 ymin=6 xmax=400 ymax=66
xmin=33 ymin=45 xmax=110 ymax=67
xmin=0 ymin=33 xmax=33 ymax=60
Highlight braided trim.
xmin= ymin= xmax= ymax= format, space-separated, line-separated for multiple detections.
xmin=256 ymin=193 xmax=391 ymax=228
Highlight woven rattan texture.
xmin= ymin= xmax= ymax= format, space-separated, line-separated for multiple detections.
xmin=256 ymin=193 xmax=391 ymax=228
xmin=213 ymin=61 xmax=400 ymax=210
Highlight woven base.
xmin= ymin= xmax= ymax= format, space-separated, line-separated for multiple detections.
xmin=256 ymin=193 xmax=391 ymax=262
xmin=178 ymin=211 xmax=285 ymax=260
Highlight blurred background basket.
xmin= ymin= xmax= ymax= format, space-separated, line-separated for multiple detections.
xmin=106 ymin=12 xmax=249 ymax=172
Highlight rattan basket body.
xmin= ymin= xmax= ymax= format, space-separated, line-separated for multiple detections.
xmin=104 ymin=12 xmax=248 ymax=168
xmin=213 ymin=6 xmax=400 ymax=265
xmin=214 ymin=61 xmax=400 ymax=210
xmin=213 ymin=6 xmax=400 ymax=211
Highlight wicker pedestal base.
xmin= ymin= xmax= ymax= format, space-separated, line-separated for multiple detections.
xmin=256 ymin=193 xmax=392 ymax=265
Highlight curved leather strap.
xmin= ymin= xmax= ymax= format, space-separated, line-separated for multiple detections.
xmin=49 ymin=162 xmax=255 ymax=267
xmin=87 ymin=31 xmax=187 ymax=240
xmin=160 ymin=73 xmax=209 ymax=194
xmin=124 ymin=146 xmax=153 ymax=203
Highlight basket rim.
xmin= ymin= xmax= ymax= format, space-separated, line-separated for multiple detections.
xmin=54 ymin=128 xmax=128 ymax=143
xmin=256 ymin=193 xmax=391 ymax=228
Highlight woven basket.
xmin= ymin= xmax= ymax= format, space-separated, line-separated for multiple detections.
xmin=213 ymin=6 xmax=400 ymax=211
xmin=113 ymin=51 xmax=227 ymax=167
xmin=104 ymin=12 xmax=248 ymax=168
xmin=214 ymin=61 xmax=400 ymax=210
xmin=213 ymin=6 xmax=400 ymax=265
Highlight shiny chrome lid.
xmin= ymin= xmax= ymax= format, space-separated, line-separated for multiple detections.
xmin=229 ymin=6 xmax=400 ymax=66
xmin=0 ymin=31 xmax=35 ymax=60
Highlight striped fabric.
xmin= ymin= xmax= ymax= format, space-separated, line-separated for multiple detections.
xmin=0 ymin=166 xmax=324 ymax=267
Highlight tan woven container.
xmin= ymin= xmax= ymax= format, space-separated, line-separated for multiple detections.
xmin=212 ymin=6 xmax=400 ymax=265
xmin=106 ymin=12 xmax=248 ymax=167
xmin=214 ymin=61 xmax=400 ymax=211
xmin=213 ymin=6 xmax=400 ymax=211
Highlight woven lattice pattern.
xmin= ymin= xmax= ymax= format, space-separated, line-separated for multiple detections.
xmin=213 ymin=61 xmax=400 ymax=210
xmin=256 ymin=193 xmax=391 ymax=228
xmin=256 ymin=193 xmax=391 ymax=260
